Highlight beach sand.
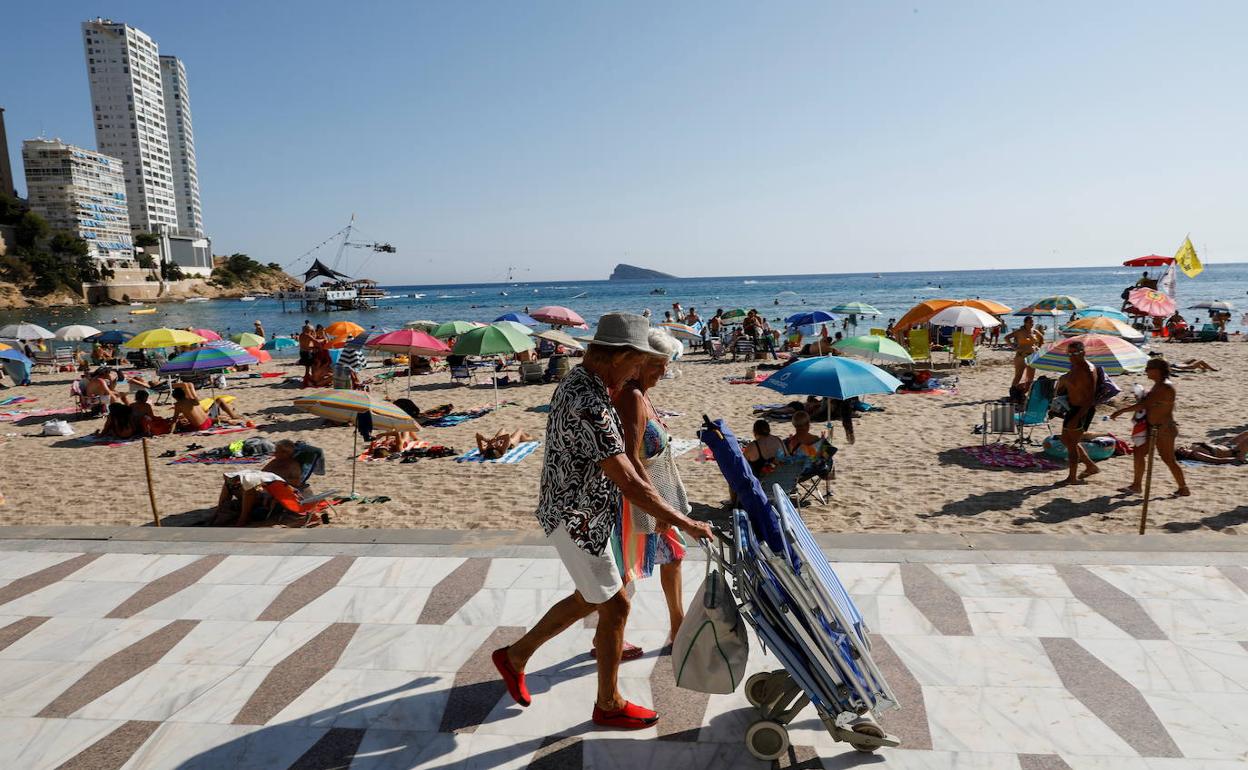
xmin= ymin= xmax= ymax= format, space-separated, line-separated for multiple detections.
xmin=1 ymin=342 xmax=1244 ymax=535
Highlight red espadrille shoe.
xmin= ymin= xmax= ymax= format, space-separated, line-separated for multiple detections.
xmin=492 ymin=647 xmax=531 ymax=707
xmin=592 ymin=700 xmax=659 ymax=729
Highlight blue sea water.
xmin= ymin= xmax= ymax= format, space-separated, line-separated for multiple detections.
xmin=4 ymin=263 xmax=1245 ymax=340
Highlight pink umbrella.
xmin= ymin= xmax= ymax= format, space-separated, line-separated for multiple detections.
xmin=365 ymin=330 xmax=450 ymax=391
xmin=531 ymin=305 xmax=589 ymax=329
xmin=1127 ymin=287 xmax=1176 ymax=318
xmin=192 ymin=328 xmax=222 ymax=341
xmin=245 ymin=346 xmax=271 ymax=363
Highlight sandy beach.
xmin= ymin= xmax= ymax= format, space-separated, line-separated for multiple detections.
xmin=1 ymin=342 xmax=1244 ymax=535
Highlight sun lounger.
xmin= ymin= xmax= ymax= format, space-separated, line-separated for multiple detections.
xmin=952 ymin=330 xmax=977 ymax=366
xmin=907 ymin=328 xmax=931 ymax=365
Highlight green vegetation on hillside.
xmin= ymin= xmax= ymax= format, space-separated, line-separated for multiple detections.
xmin=210 ymin=253 xmax=285 ymax=288
xmin=0 ymin=192 xmax=113 ymax=295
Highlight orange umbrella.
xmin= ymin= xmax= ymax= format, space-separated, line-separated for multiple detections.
xmin=245 ymin=346 xmax=272 ymax=363
xmin=325 ymin=321 xmax=364 ymax=347
xmin=893 ymin=299 xmax=1012 ymax=332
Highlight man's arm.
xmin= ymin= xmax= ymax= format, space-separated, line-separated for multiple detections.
xmin=599 ymin=454 xmax=712 ymax=541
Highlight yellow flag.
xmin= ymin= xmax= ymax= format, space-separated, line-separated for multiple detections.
xmin=1174 ymin=236 xmax=1202 ymax=278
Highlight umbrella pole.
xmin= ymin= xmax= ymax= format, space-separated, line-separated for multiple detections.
xmin=351 ymin=427 xmax=358 ymax=497
xmin=141 ymin=438 xmax=160 ymax=527
xmin=1138 ymin=426 xmax=1158 ymax=535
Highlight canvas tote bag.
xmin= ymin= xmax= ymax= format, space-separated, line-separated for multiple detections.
xmin=672 ymin=561 xmax=749 ymax=694
xmin=631 ymin=442 xmax=690 ymax=534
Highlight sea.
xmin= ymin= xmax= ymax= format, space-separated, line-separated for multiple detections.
xmin=4 ymin=263 xmax=1245 ymax=340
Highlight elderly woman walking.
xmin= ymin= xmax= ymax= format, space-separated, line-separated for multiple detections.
xmin=493 ymin=312 xmax=712 ymax=730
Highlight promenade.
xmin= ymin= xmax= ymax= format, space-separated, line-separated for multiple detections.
xmin=1 ymin=527 xmax=1246 ymax=769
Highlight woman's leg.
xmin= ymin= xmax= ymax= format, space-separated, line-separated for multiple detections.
xmin=659 ymin=560 xmax=683 ymax=642
xmin=1156 ymin=425 xmax=1189 ymax=494
xmin=1124 ymin=439 xmax=1146 ymax=492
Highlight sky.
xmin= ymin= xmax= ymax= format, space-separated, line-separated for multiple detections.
xmin=2 ymin=1 xmax=1246 ymax=284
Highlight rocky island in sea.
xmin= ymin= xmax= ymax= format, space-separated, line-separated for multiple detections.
xmin=609 ymin=263 xmax=677 ymax=281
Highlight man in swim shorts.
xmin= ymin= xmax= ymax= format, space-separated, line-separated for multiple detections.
xmin=1056 ymin=340 xmax=1100 ymax=485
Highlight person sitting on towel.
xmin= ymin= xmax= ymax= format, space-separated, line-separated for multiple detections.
xmin=476 ymin=427 xmax=535 ymax=459
xmin=214 ymin=440 xmax=303 ymax=526
xmin=96 ymin=402 xmax=137 ymax=439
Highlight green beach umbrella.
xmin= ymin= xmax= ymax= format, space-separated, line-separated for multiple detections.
xmin=452 ymin=323 xmax=537 ymax=357
xmin=231 ymin=332 xmax=265 ymax=348
xmin=492 ymin=320 xmax=534 ymax=336
xmin=1032 ymin=295 xmax=1088 ymax=311
xmin=431 ymin=320 xmax=485 ymax=339
xmin=721 ymin=308 xmax=748 ymax=322
xmin=831 ymin=335 xmax=913 ymax=364
xmin=827 ymin=301 xmax=881 ymax=316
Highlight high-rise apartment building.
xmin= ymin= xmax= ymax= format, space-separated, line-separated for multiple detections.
xmin=81 ymin=18 xmax=179 ymax=235
xmin=21 ymin=138 xmax=134 ymax=264
xmin=159 ymin=55 xmax=203 ymax=236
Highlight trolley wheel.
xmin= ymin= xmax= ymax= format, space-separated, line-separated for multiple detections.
xmin=745 ymin=720 xmax=790 ymax=762
xmin=744 ymin=673 xmax=771 ymax=708
xmin=847 ymin=721 xmax=888 ymax=754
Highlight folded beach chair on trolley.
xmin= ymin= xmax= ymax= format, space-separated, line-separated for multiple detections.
xmin=980 ymin=401 xmax=1019 ymax=445
xmin=696 ymin=416 xmax=900 ymax=760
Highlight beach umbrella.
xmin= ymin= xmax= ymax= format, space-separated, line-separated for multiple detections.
xmin=1189 ymin=300 xmax=1234 ymax=311
xmin=893 ymin=299 xmax=1012 ymax=331
xmin=827 ymin=302 xmax=881 ymax=316
xmin=785 ymin=311 xmax=837 ymax=327
xmin=720 ymin=308 xmax=748 ymax=322
xmin=431 ymin=320 xmax=484 ymax=339
xmin=831 ymin=335 xmax=914 ymax=364
xmin=404 ymin=320 xmax=438 ymax=332
xmin=0 ymin=342 xmax=9 ymax=351
xmin=124 ymin=328 xmax=206 ymax=349
xmin=1032 ymin=295 xmax=1088 ymax=311
xmin=325 ymin=321 xmax=363 ymax=341
xmin=245 ymin=346 xmax=272 ymax=363
xmin=0 ymin=348 xmax=33 ymax=365
xmin=346 ymin=327 xmax=396 ymax=348
xmin=760 ymin=356 xmax=902 ymax=403
xmin=1123 ymin=255 xmax=1174 ymax=267
xmin=294 ymin=389 xmax=420 ymax=496
xmin=493 ymin=320 xmax=534 ymax=336
xmin=1061 ymin=316 xmax=1145 ymax=342
xmin=337 ymin=347 xmax=368 ymax=372
xmin=231 ymin=332 xmax=265 ymax=348
xmin=1026 ymin=334 xmax=1147 ymax=375
xmin=0 ymin=349 xmax=33 ymax=385
xmin=366 ymin=329 xmax=450 ymax=391
xmin=1073 ymin=306 xmax=1130 ymax=322
xmin=928 ymin=305 xmax=1001 ymax=329
xmin=159 ymin=345 xmax=258 ymax=374
xmin=262 ymin=336 xmax=299 ymax=352
xmin=659 ymin=322 xmax=702 ymax=342
xmin=533 ymin=328 xmax=584 ymax=351
xmin=192 ymin=328 xmax=222 ymax=341
xmin=453 ymin=323 xmax=536 ymax=357
xmin=530 ymin=306 xmax=588 ymax=329
xmin=495 ymin=311 xmax=539 ymax=326
xmin=54 ymin=324 xmax=101 ymax=341
xmin=1127 ymin=288 xmax=1175 ymax=318
xmin=89 ymin=330 xmax=135 ymax=345
xmin=963 ymin=299 xmax=1012 ymax=315
xmin=1013 ymin=306 xmax=1063 ymax=317
xmin=0 ymin=322 xmax=53 ymax=341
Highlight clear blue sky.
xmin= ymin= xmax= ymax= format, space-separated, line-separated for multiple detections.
xmin=3 ymin=1 xmax=1245 ymax=283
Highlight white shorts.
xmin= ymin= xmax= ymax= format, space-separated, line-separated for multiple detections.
xmin=548 ymin=525 xmax=624 ymax=605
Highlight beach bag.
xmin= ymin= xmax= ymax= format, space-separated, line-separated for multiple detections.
xmin=673 ymin=564 xmax=749 ymax=694
xmin=41 ymin=420 xmax=73 ymax=436
xmin=1094 ymin=365 xmax=1120 ymax=405
xmin=631 ymin=442 xmax=690 ymax=533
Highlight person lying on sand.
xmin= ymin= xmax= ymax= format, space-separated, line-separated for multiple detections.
xmin=171 ymin=389 xmax=246 ymax=431
xmin=214 ymin=439 xmax=303 ymax=525
xmin=1175 ymin=431 xmax=1248 ymax=465
xmin=1171 ymin=358 xmax=1218 ymax=373
xmin=476 ymin=427 xmax=535 ymax=459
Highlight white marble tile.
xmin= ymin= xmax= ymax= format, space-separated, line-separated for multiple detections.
xmin=481 ymin=558 xmax=535 ymax=589
xmin=199 ymin=554 xmax=331 ymax=585
xmin=337 ymin=623 xmax=495 ymax=673
xmin=835 ymin=562 xmax=906 ymax=596
xmin=1064 ymin=758 xmax=1248 ymax=770
xmin=0 ymin=716 xmax=125 ymax=769
xmin=1142 ymin=690 xmax=1248 ymax=761
xmin=0 ymin=580 xmax=147 ymax=618
xmin=245 ymin=620 xmax=333 ymax=666
xmin=74 ymin=663 xmax=238 ymax=721
xmin=855 ymin=595 xmax=940 ymax=635
xmin=928 ymin=563 xmax=1074 ymax=599
xmin=136 ymin=583 xmax=286 ymax=621
xmin=285 ymin=586 xmax=431 ymax=624
xmin=352 ymin=729 xmax=544 ymax=770
xmin=269 ymin=668 xmax=450 ymax=732
xmin=1079 ymin=638 xmax=1248 ymax=694
xmin=120 ymin=721 xmax=260 ymax=770
xmin=885 ymin=636 xmax=1063 ymax=688
xmin=0 ymin=550 xmax=81 ymax=578
xmin=926 ymin=685 xmax=1136 ymax=756
xmin=64 ymin=553 xmax=203 ymax=583
xmin=162 ymin=620 xmax=278 ymax=666
xmin=0 ymin=616 xmax=169 ymax=662
xmin=0 ymin=660 xmax=94 ymax=716
xmin=814 ymin=746 xmax=1023 ymax=769
xmin=1088 ymin=565 xmax=1248 ymax=603
xmin=167 ymin=665 xmax=273 ymax=724
xmin=963 ymin=597 xmax=1132 ymax=639
xmin=1177 ymin=640 xmax=1248 ymax=692
xmin=446 ymin=587 xmax=570 ymax=627
xmin=338 ymin=556 xmax=465 ymax=587
xmin=1136 ymin=599 xmax=1248 ymax=642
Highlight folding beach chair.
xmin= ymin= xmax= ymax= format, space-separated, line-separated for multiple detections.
xmin=793 ymin=439 xmax=836 ymax=505
xmin=519 ymin=361 xmax=544 ymax=384
xmin=53 ymin=348 xmax=76 ymax=371
xmin=1017 ymin=377 xmax=1054 ymax=444
xmin=907 ymin=328 xmax=931 ymax=365
xmin=980 ymin=402 xmax=1019 ymax=446
xmin=263 ymin=480 xmax=339 ymax=527
xmin=706 ymin=337 xmax=726 ymax=361
xmin=952 ymin=331 xmax=977 ymax=366
xmin=544 ymin=354 xmax=572 ymax=382
xmin=32 ymin=350 xmax=56 ymax=374
xmin=732 ymin=336 xmax=756 ymax=362
xmin=449 ymin=363 xmax=476 ymax=385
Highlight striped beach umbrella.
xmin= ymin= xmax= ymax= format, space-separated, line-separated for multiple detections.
xmin=262 ymin=336 xmax=298 ymax=352
xmin=1073 ymin=306 xmax=1130 ymax=322
xmin=1061 ymin=316 xmax=1144 ymax=342
xmin=294 ymin=389 xmax=418 ymax=432
xmin=828 ymin=301 xmax=881 ymax=316
xmin=124 ymin=328 xmax=206 ymax=349
xmin=1013 ymin=306 xmax=1062 ymax=317
xmin=1032 ymin=295 xmax=1088 ymax=311
xmin=159 ymin=345 xmax=258 ymax=373
xmin=1027 ymin=334 xmax=1147 ymax=375
xmin=659 ymin=322 xmax=702 ymax=342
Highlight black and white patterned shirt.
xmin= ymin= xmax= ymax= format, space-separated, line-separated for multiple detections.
xmin=535 ymin=365 xmax=626 ymax=556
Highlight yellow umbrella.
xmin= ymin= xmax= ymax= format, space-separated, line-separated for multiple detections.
xmin=0 ymin=343 xmax=10 ymax=351
xmin=123 ymin=328 xmax=207 ymax=349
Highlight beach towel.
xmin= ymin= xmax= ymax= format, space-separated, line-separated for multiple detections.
xmin=0 ymin=396 xmax=36 ymax=407
xmin=184 ymin=424 xmax=255 ymax=438
xmin=955 ymin=444 xmax=1063 ymax=470
xmin=455 ymin=440 xmax=540 ymax=464
xmin=0 ymin=406 xmax=79 ymax=422
xmin=424 ymin=402 xmax=516 ymax=428
xmin=357 ymin=438 xmax=427 ymax=462
xmin=172 ymin=453 xmax=264 ymax=465
xmin=669 ymin=437 xmax=701 ymax=458
xmin=725 ymin=374 xmax=767 ymax=384
xmin=898 ymin=388 xmax=952 ymax=395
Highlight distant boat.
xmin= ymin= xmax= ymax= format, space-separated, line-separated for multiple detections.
xmin=129 ymin=308 xmax=156 ymax=315
xmin=570 ymin=291 xmax=588 ymax=300
xmin=128 ymin=301 xmax=144 ymax=306
xmin=500 ymin=291 xmax=508 ymax=297
xmin=239 ymin=296 xmax=257 ymax=302
xmin=185 ymin=297 xmax=210 ymax=303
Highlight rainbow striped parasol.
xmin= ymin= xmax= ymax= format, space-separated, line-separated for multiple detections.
xmin=293 ymin=389 xmax=419 ymax=431
xmin=159 ymin=345 xmax=258 ymax=373
xmin=1026 ymin=334 xmax=1147 ymax=374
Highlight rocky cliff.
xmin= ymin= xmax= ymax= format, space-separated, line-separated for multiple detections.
xmin=609 ymin=263 xmax=677 ymax=281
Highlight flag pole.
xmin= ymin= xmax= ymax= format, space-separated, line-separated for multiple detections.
xmin=1138 ymin=426 xmax=1158 ymax=535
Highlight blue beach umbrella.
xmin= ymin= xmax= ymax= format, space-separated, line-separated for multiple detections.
xmin=495 ymin=311 xmax=539 ymax=326
xmin=262 ymin=336 xmax=299 ymax=352
xmin=1073 ymin=306 xmax=1130 ymax=322
xmin=88 ymin=330 xmax=136 ymax=345
xmin=759 ymin=356 xmax=902 ymax=401
xmin=0 ymin=350 xmax=32 ymax=386
xmin=0 ymin=348 xmax=33 ymax=365
xmin=785 ymin=310 xmax=837 ymax=327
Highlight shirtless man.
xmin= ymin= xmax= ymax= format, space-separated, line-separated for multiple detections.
xmin=298 ymin=322 xmax=316 ymax=377
xmin=1055 ymin=341 xmax=1100 ymax=484
xmin=171 ymin=388 xmax=245 ymax=431
xmin=86 ymin=367 xmax=127 ymax=412
xmin=1111 ymin=358 xmax=1189 ymax=495
xmin=214 ymin=439 xmax=303 ymax=525
xmin=1005 ymin=317 xmax=1044 ymax=388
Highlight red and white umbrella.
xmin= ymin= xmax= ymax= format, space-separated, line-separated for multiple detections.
xmin=1127 ymin=287 xmax=1176 ymax=318
xmin=365 ymin=329 xmax=449 ymax=357
xmin=531 ymin=305 xmax=588 ymax=329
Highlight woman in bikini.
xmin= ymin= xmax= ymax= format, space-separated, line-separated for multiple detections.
xmin=1111 ymin=357 xmax=1190 ymax=496
xmin=1005 ymin=317 xmax=1043 ymax=388
xmin=743 ymin=419 xmax=785 ymax=477
xmin=475 ymin=427 xmax=535 ymax=459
